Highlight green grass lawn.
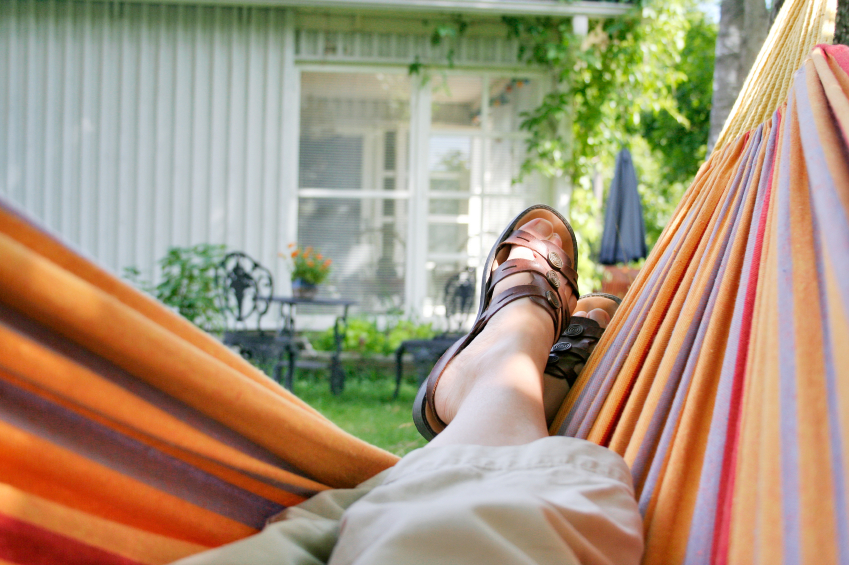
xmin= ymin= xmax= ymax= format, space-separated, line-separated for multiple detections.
xmin=290 ymin=367 xmax=428 ymax=457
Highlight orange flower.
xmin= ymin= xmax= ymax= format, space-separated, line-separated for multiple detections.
xmin=316 ymin=253 xmax=323 ymax=260
xmin=288 ymin=242 xmax=295 ymax=248
xmin=323 ymin=259 xmax=332 ymax=267
xmin=291 ymin=250 xmax=299 ymax=258
xmin=307 ymin=259 xmax=314 ymax=267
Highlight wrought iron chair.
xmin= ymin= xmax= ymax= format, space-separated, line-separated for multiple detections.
xmin=394 ymin=268 xmax=477 ymax=398
xmin=217 ymin=252 xmax=298 ymax=390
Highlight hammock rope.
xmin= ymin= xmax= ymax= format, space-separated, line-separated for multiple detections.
xmin=713 ymin=0 xmax=836 ymax=149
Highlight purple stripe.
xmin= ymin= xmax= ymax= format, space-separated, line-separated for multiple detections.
xmin=794 ymin=67 xmax=849 ymax=325
xmin=685 ymin=114 xmax=780 ymax=564
xmin=0 ymin=302 xmax=313 ymax=482
xmin=0 ymin=376 xmax=284 ymax=529
xmin=636 ymin=127 xmax=764 ymax=513
xmin=777 ymin=81 xmax=802 ymax=564
xmin=795 ymin=74 xmax=849 ymax=563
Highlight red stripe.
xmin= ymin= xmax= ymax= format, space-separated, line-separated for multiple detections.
xmin=818 ymin=43 xmax=849 ymax=74
xmin=0 ymin=513 xmax=144 ymax=565
xmin=710 ymin=111 xmax=780 ymax=565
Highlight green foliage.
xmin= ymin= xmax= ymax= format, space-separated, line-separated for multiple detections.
xmin=410 ymin=16 xmax=470 ymax=75
xmin=124 ymin=244 xmax=226 ymax=332
xmin=505 ymin=2 xmax=697 ymax=184
xmin=416 ymin=2 xmax=716 ymax=290
xmin=503 ymin=2 xmax=715 ymax=287
xmin=640 ymin=12 xmax=716 ymax=187
xmin=294 ymin=372 xmax=427 ymax=456
xmin=311 ymin=316 xmax=436 ymax=356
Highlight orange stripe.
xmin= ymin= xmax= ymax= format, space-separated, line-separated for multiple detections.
xmin=0 ymin=418 xmax=256 ymax=547
xmin=0 ymin=202 xmax=321 ymax=418
xmin=821 ymin=247 xmax=849 ymax=519
xmin=0 ymin=482 xmax=207 ymax=565
xmin=726 ymin=119 xmax=784 ymax=564
xmin=0 ymin=232 xmax=397 ymax=488
xmin=0 ymin=364 xmax=308 ymax=509
xmin=548 ymin=148 xmax=723 ymax=435
xmin=0 ymin=319 xmax=325 ymax=499
xmin=790 ymin=65 xmax=840 ymax=564
xmin=613 ymin=134 xmax=751 ymax=465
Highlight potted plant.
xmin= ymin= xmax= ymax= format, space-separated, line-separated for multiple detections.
xmin=282 ymin=244 xmax=332 ymax=300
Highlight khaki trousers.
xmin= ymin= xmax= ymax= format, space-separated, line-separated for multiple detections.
xmin=173 ymin=437 xmax=643 ymax=565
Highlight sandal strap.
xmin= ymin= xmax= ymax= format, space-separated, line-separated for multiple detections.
xmin=545 ymin=318 xmax=605 ymax=386
xmin=477 ymin=283 xmax=562 ymax=338
xmin=419 ymin=209 xmax=581 ymax=436
xmin=426 ymin=283 xmax=564 ymax=429
xmin=488 ymin=258 xmax=575 ymax=327
xmin=495 ymin=230 xmax=579 ymax=297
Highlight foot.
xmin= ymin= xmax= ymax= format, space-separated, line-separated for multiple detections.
xmin=432 ymin=218 xmax=578 ymax=432
xmin=542 ymin=294 xmax=620 ymax=423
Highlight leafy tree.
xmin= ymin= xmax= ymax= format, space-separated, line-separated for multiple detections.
xmin=424 ymin=2 xmax=717 ymax=289
xmin=502 ymin=1 xmax=715 ymax=288
xmin=641 ymin=13 xmax=716 ymax=188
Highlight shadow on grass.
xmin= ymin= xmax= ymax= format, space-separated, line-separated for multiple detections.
xmin=287 ymin=365 xmax=428 ymax=457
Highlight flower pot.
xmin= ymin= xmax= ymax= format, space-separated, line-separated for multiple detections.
xmin=292 ymin=278 xmax=319 ymax=300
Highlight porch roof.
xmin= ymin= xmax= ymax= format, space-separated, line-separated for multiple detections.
xmin=136 ymin=0 xmax=634 ymax=19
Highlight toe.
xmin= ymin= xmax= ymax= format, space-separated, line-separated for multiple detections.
xmin=587 ymin=308 xmax=611 ymax=329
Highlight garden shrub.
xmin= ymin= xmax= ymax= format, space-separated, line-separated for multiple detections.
xmin=311 ymin=316 xmax=436 ymax=356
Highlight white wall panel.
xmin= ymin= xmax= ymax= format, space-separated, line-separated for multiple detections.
xmin=0 ymin=0 xmax=296 ymax=290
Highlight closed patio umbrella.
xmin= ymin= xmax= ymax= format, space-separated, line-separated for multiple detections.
xmin=599 ymin=147 xmax=647 ymax=265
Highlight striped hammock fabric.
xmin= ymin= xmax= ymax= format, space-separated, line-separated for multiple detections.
xmin=0 ymin=9 xmax=847 ymax=565
xmin=551 ymin=43 xmax=849 ymax=564
xmin=0 ymin=203 xmax=398 ymax=564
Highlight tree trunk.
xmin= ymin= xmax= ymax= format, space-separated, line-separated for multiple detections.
xmin=770 ymin=0 xmax=786 ymax=26
xmin=836 ymin=0 xmax=849 ymax=45
xmin=707 ymin=0 xmax=770 ymax=150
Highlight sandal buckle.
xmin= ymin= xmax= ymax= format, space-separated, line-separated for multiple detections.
xmin=565 ymin=324 xmax=583 ymax=337
xmin=552 ymin=342 xmax=572 ymax=352
xmin=546 ymin=270 xmax=561 ymax=288
xmin=545 ymin=290 xmax=561 ymax=309
xmin=548 ymin=251 xmax=563 ymax=270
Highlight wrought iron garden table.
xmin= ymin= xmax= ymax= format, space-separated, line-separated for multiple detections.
xmin=269 ymin=296 xmax=356 ymax=394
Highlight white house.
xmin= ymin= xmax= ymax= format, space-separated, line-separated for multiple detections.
xmin=0 ymin=0 xmax=630 ymax=321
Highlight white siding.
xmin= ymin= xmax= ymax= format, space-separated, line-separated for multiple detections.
xmin=0 ymin=0 xmax=297 ymax=288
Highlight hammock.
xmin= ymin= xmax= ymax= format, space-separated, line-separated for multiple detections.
xmin=0 ymin=0 xmax=846 ymax=562
xmin=0 ymin=204 xmax=398 ymax=563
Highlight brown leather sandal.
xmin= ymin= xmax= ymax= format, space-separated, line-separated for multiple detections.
xmin=544 ymin=293 xmax=622 ymax=387
xmin=413 ymin=204 xmax=579 ymax=440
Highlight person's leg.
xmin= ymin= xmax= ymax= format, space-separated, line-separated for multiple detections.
xmin=324 ymin=218 xmax=642 ymax=565
xmin=173 ymin=215 xmax=642 ymax=565
xmin=428 ymin=219 xmax=612 ymax=448
xmin=427 ymin=217 xmax=563 ymax=447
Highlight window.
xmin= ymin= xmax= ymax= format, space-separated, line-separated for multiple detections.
xmin=424 ymin=75 xmax=543 ymax=318
xmin=296 ymin=70 xmax=543 ymax=319
xmin=298 ymin=71 xmax=410 ymax=312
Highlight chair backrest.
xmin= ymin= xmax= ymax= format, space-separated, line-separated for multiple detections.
xmin=442 ymin=267 xmax=476 ymax=334
xmin=216 ymin=252 xmax=274 ymax=330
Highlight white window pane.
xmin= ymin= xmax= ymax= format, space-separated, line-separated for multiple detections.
xmin=431 ymin=76 xmax=482 ymax=129
xmin=297 ymin=72 xmax=410 ymax=313
xmin=298 ymin=197 xmax=408 ymax=312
